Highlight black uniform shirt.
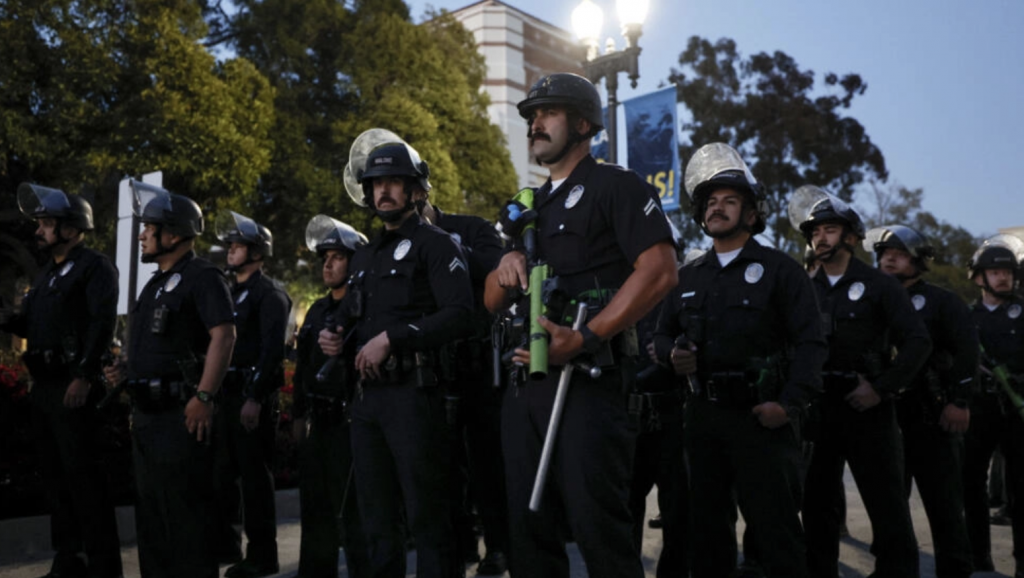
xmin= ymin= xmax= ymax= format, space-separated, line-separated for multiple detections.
xmin=230 ymin=269 xmax=292 ymax=399
xmin=292 ymin=293 xmax=348 ymax=418
xmin=905 ymin=279 xmax=978 ymax=400
xmin=7 ymin=243 xmax=118 ymax=380
xmin=972 ymin=294 xmax=1024 ymax=375
xmin=128 ymin=251 xmax=234 ymax=380
xmin=654 ymin=238 xmax=827 ymax=407
xmin=532 ymin=155 xmax=672 ymax=298
xmin=812 ymin=257 xmax=932 ymax=395
xmin=345 ymin=214 xmax=473 ymax=351
xmin=434 ymin=207 xmax=502 ymax=290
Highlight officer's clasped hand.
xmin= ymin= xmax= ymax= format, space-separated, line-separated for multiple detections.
xmin=318 ymin=325 xmax=345 ymax=357
xmin=496 ymin=200 xmax=537 ymax=240
xmin=670 ymin=343 xmax=698 ymax=376
xmin=844 ymin=374 xmax=882 ymax=412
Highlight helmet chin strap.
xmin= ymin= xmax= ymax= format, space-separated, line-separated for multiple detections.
xmin=140 ymin=224 xmax=181 ymax=263
xmin=982 ymin=272 xmax=1017 ymax=299
xmin=226 ymin=247 xmax=261 ymax=272
xmin=37 ymin=219 xmax=74 ymax=254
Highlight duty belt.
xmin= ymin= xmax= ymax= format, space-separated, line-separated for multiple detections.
xmin=220 ymin=366 xmax=253 ymax=396
xmin=821 ymin=370 xmax=860 ymax=396
xmin=307 ymin=392 xmax=348 ymax=424
xmin=363 ymin=350 xmax=439 ymax=388
xmin=628 ymin=389 xmax=684 ymax=432
xmin=127 ymin=376 xmax=194 ymax=412
xmin=22 ymin=349 xmax=72 ymax=379
xmin=700 ymin=372 xmax=760 ymax=407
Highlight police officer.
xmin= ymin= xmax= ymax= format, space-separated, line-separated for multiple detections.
xmin=630 ymin=299 xmax=689 ymax=578
xmin=963 ymin=234 xmax=1024 ymax=576
xmin=653 ymin=144 xmax=826 ymax=578
xmin=866 ymin=224 xmax=976 ymax=578
xmin=212 ymin=211 xmax=291 ymax=578
xmin=104 ymin=181 xmax=235 ymax=578
xmin=414 ymin=185 xmax=509 ymax=574
xmin=1 ymin=184 xmax=122 ymax=578
xmin=790 ymin=186 xmax=931 ymax=578
xmin=320 ymin=135 xmax=474 ymax=578
xmin=292 ymin=215 xmax=370 ymax=578
xmin=484 ymin=72 xmax=678 ymax=578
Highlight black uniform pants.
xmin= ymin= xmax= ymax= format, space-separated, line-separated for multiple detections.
xmin=297 ymin=411 xmax=370 ymax=578
xmin=460 ymin=376 xmax=510 ymax=557
xmin=963 ymin=393 xmax=1024 ymax=570
xmin=349 ymin=382 xmax=460 ymax=578
xmin=628 ymin=415 xmax=689 ymax=578
xmin=132 ymin=406 xmax=218 ymax=578
xmin=686 ymin=397 xmax=806 ymax=578
xmin=30 ymin=380 xmax=122 ymax=578
xmin=501 ymin=371 xmax=643 ymax=578
xmin=213 ymin=392 xmax=279 ymax=566
xmin=803 ymin=395 xmax=919 ymax=578
xmin=897 ymin=401 xmax=972 ymax=578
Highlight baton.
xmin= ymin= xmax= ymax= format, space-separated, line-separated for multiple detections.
xmin=529 ymin=302 xmax=602 ymax=512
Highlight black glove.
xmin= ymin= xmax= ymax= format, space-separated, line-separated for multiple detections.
xmin=496 ymin=200 xmax=538 ymax=240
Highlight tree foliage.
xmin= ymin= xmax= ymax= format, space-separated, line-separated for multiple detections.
xmin=206 ymin=2 xmax=517 ymax=298
xmin=669 ymin=37 xmax=888 ymax=251
xmin=0 ymin=0 xmax=276 ymax=280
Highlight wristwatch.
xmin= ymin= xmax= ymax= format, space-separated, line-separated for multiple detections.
xmin=195 ymin=390 xmax=214 ymax=405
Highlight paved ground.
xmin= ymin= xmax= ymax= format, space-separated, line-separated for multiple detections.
xmin=0 ymin=466 xmax=1016 ymax=577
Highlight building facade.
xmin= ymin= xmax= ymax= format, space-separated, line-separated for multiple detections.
xmin=449 ymin=0 xmax=585 ymax=188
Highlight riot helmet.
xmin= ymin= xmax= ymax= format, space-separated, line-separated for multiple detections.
xmin=518 ymin=73 xmax=604 ymax=165
xmin=131 ymin=180 xmax=203 ymax=263
xmin=683 ymin=143 xmax=767 ymax=236
xmin=17 ymin=183 xmax=95 ymax=232
xmin=968 ymin=234 xmax=1024 ymax=297
xmin=517 ymin=73 xmax=604 ymax=133
xmin=863 ymin=224 xmax=934 ymax=275
xmin=215 ymin=210 xmax=273 ymax=257
xmin=359 ymin=142 xmax=431 ymax=223
xmin=788 ymin=185 xmax=865 ymax=242
xmin=305 ymin=214 xmax=368 ymax=257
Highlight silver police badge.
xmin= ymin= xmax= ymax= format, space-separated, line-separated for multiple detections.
xmin=60 ymin=261 xmax=74 ymax=276
xmin=912 ymin=294 xmax=926 ymax=311
xmin=164 ymin=273 xmax=182 ymax=293
xmin=1009 ymin=304 xmax=1022 ymax=319
xmin=564 ymin=185 xmax=585 ymax=209
xmin=393 ymin=239 xmax=412 ymax=261
xmin=236 ymin=289 xmax=249 ymax=305
xmin=848 ymin=281 xmax=865 ymax=302
xmin=744 ymin=263 xmax=764 ymax=284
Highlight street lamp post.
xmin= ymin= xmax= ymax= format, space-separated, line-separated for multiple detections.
xmin=572 ymin=0 xmax=648 ymax=165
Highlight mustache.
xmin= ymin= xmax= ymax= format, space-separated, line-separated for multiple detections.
xmin=707 ymin=212 xmax=727 ymax=221
xmin=530 ymin=132 xmax=551 ymax=142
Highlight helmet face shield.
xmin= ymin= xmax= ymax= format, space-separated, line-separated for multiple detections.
xmin=17 ymin=183 xmax=71 ymax=219
xmin=863 ymin=225 xmax=931 ymax=258
xmin=305 ymin=214 xmax=368 ymax=255
xmin=970 ymin=234 xmax=1024 ymax=274
xmin=215 ymin=210 xmax=260 ymax=244
xmin=788 ymin=185 xmax=864 ymax=239
xmin=130 ymin=180 xmax=174 ymax=222
xmin=683 ymin=143 xmax=757 ymax=200
xmin=344 ymin=128 xmax=406 ymax=208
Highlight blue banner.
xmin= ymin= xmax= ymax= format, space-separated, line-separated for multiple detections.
xmin=590 ymin=106 xmax=609 ymax=163
xmin=623 ymin=86 xmax=680 ymax=211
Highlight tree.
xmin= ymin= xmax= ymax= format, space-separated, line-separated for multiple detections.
xmin=669 ymin=37 xmax=888 ymax=252
xmin=206 ymin=1 xmax=517 ymax=294
xmin=859 ymin=182 xmax=980 ymax=302
xmin=0 ymin=0 xmax=276 ymax=269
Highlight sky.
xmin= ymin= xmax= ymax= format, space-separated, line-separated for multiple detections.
xmin=409 ymin=0 xmax=1024 ymax=238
